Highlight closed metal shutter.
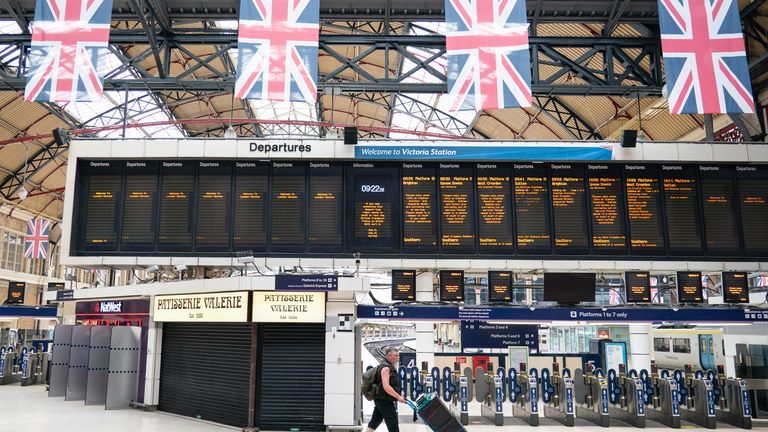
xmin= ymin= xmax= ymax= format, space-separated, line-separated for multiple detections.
xmin=159 ymin=323 xmax=252 ymax=428
xmin=257 ymin=323 xmax=326 ymax=431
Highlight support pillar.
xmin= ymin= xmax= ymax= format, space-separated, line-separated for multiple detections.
xmin=415 ymin=271 xmax=435 ymax=366
xmin=628 ymin=324 xmax=652 ymax=372
xmin=142 ymin=319 xmax=162 ymax=407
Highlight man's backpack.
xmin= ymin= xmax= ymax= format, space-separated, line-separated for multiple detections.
xmin=361 ymin=365 xmax=383 ymax=401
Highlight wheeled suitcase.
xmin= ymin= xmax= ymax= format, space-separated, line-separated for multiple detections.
xmin=406 ymin=393 xmax=466 ymax=432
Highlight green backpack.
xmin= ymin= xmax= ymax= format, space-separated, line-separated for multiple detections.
xmin=361 ymin=365 xmax=384 ymax=401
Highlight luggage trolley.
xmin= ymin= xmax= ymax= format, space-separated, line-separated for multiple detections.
xmin=407 ymin=393 xmax=467 ymax=432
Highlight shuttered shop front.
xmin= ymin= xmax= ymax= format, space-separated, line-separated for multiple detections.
xmin=158 ymin=323 xmax=252 ymax=428
xmin=257 ymin=323 xmax=326 ymax=431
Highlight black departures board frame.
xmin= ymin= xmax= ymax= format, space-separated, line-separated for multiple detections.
xmin=71 ymin=159 xmax=768 ymax=260
xmin=488 ymin=271 xmax=513 ymax=302
xmin=676 ymin=271 xmax=704 ymax=303
xmin=439 ymin=270 xmax=465 ymax=302
xmin=721 ymin=271 xmax=749 ymax=304
xmin=624 ymin=271 xmax=651 ymax=303
xmin=391 ymin=269 xmax=417 ymax=301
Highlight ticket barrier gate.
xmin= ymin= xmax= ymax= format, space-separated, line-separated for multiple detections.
xmin=512 ymin=363 xmax=540 ymax=426
xmin=21 ymin=349 xmax=50 ymax=386
xmin=607 ymin=365 xmax=646 ymax=428
xmin=713 ymin=366 xmax=752 ymax=429
xmin=645 ymin=362 xmax=681 ymax=428
xmin=448 ymin=365 xmax=471 ymax=426
xmin=574 ymin=363 xmax=611 ymax=427
xmin=542 ymin=363 xmax=575 ymax=427
xmin=0 ymin=346 xmax=18 ymax=385
xmin=675 ymin=365 xmax=716 ymax=429
xmin=472 ymin=364 xmax=503 ymax=426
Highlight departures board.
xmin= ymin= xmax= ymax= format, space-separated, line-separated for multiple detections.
xmin=72 ymin=159 xmax=768 ymax=259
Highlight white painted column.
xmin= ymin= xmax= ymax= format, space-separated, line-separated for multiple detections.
xmin=324 ymin=289 xmax=356 ymax=427
xmin=628 ymin=324 xmax=652 ymax=372
xmin=415 ymin=271 xmax=435 ymax=366
xmin=143 ymin=319 xmax=162 ymax=406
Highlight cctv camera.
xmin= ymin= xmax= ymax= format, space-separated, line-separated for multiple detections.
xmin=173 ymin=264 xmax=187 ymax=272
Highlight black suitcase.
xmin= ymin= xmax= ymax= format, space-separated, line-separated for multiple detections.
xmin=407 ymin=393 xmax=466 ymax=432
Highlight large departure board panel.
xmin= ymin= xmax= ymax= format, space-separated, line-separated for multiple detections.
xmin=233 ymin=162 xmax=268 ymax=251
xmin=72 ymin=159 xmax=768 ymax=260
xmin=662 ymin=164 xmax=703 ymax=255
xmin=348 ymin=162 xmax=399 ymax=251
xmin=625 ymin=164 xmax=665 ymax=255
xmin=308 ymin=162 xmax=343 ymax=250
xmin=514 ymin=163 xmax=551 ymax=254
xmin=271 ymin=162 xmax=306 ymax=250
xmin=551 ymin=163 xmax=589 ymax=255
xmin=158 ymin=161 xmax=194 ymax=251
xmin=402 ymin=163 xmax=438 ymax=253
xmin=196 ymin=161 xmax=231 ymax=251
xmin=587 ymin=163 xmax=627 ymax=255
xmin=439 ymin=163 xmax=476 ymax=253
xmin=477 ymin=163 xmax=513 ymax=253
xmin=78 ymin=161 xmax=121 ymax=251
xmin=121 ymin=161 xmax=158 ymax=251
xmin=736 ymin=165 xmax=768 ymax=256
xmin=699 ymin=166 xmax=740 ymax=256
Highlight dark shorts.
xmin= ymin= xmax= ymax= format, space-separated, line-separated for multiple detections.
xmin=368 ymin=398 xmax=399 ymax=432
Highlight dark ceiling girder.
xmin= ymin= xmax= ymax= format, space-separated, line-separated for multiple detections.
xmin=0 ymin=33 xmax=664 ymax=96
xmin=0 ymin=0 xmax=661 ymax=22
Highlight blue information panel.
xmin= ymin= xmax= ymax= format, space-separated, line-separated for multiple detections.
xmin=275 ymin=274 xmax=338 ymax=291
xmin=460 ymin=321 xmax=539 ymax=351
xmin=358 ymin=305 xmax=768 ymax=323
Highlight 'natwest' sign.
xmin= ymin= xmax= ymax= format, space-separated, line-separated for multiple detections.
xmin=99 ymin=301 xmax=122 ymax=313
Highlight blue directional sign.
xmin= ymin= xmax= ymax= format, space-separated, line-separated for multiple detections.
xmin=275 ymin=274 xmax=338 ymax=291
xmin=358 ymin=305 xmax=768 ymax=323
xmin=460 ymin=321 xmax=539 ymax=351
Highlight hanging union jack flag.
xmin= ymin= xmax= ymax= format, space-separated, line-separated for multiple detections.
xmin=444 ymin=0 xmax=532 ymax=112
xmin=658 ymin=0 xmax=754 ymax=114
xmin=235 ymin=0 xmax=320 ymax=103
xmin=24 ymin=0 xmax=113 ymax=102
xmin=25 ymin=218 xmax=50 ymax=260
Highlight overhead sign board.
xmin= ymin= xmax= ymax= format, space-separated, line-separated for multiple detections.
xmin=460 ymin=321 xmax=539 ymax=352
xmin=56 ymin=290 xmax=75 ymax=301
xmin=722 ymin=272 xmax=749 ymax=304
xmin=47 ymin=282 xmax=65 ymax=291
xmin=275 ymin=274 xmax=338 ymax=291
xmin=153 ymin=291 xmax=249 ymax=322
xmin=252 ymin=291 xmax=326 ymax=323
xmin=354 ymin=144 xmax=612 ymax=161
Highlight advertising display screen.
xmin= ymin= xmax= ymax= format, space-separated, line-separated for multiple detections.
xmin=71 ymin=160 xmax=768 ymax=260
xmin=543 ymin=272 xmax=596 ymax=303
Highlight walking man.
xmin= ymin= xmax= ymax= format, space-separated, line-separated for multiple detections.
xmin=366 ymin=347 xmax=406 ymax=432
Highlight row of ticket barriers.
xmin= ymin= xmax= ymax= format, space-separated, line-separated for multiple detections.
xmin=396 ymin=361 xmax=753 ymax=429
xmin=0 ymin=346 xmax=51 ymax=386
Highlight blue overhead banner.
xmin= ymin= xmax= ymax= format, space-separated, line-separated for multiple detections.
xmin=0 ymin=306 xmax=57 ymax=318
xmin=275 ymin=274 xmax=338 ymax=291
xmin=461 ymin=321 xmax=539 ymax=351
xmin=358 ymin=305 xmax=768 ymax=323
xmin=354 ymin=144 xmax=613 ymax=161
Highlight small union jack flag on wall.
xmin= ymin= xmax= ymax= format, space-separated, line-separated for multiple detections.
xmin=235 ymin=0 xmax=320 ymax=102
xmin=25 ymin=218 xmax=50 ymax=260
xmin=444 ymin=0 xmax=532 ymax=111
xmin=657 ymin=0 xmax=755 ymax=114
xmin=24 ymin=0 xmax=114 ymax=102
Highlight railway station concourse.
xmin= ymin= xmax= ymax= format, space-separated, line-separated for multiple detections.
xmin=1 ymin=0 xmax=768 ymax=431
